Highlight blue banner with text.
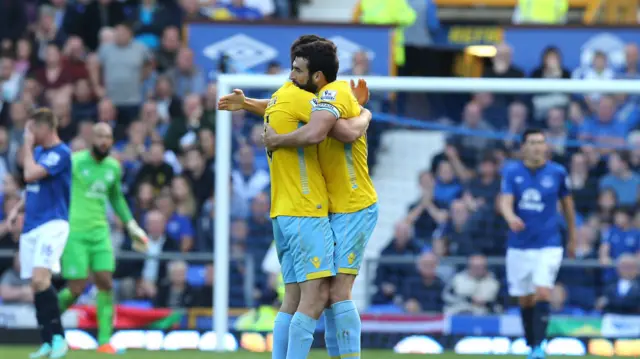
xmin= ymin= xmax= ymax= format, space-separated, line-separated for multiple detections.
xmin=186 ymin=22 xmax=392 ymax=78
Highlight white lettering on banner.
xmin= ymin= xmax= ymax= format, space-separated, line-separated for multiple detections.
xmin=202 ymin=34 xmax=277 ymax=70
xmin=601 ymin=314 xmax=640 ymax=338
xmin=454 ymin=337 xmax=585 ymax=356
xmin=327 ymin=36 xmax=376 ymax=74
xmin=393 ymin=336 xmax=443 ymax=354
xmin=68 ymin=330 xmax=239 ymax=351
xmin=0 ymin=305 xmax=77 ymax=328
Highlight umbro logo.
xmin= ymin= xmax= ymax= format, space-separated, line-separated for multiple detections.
xmin=203 ymin=34 xmax=277 ymax=70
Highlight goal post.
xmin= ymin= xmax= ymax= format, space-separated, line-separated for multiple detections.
xmin=213 ymin=74 xmax=640 ymax=351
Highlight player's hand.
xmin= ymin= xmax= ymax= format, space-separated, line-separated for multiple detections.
xmin=351 ymin=79 xmax=370 ymax=106
xmin=506 ymin=215 xmax=525 ymax=232
xmin=262 ymin=124 xmax=278 ymax=151
xmin=5 ymin=208 xmax=18 ymax=231
xmin=23 ymin=121 xmax=35 ymax=148
xmin=126 ymin=220 xmax=149 ymax=253
xmin=217 ymin=89 xmax=246 ymax=111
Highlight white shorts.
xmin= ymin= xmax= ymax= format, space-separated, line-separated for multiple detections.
xmin=19 ymin=220 xmax=70 ymax=279
xmin=506 ymin=247 xmax=564 ymax=297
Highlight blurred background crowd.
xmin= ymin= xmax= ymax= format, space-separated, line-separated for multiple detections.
xmin=0 ymin=0 xmax=639 ymax=328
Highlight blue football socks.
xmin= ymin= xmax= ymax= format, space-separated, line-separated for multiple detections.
xmin=272 ymin=312 xmax=293 ymax=359
xmin=287 ymin=312 xmax=317 ymax=359
xmin=332 ymin=300 xmax=361 ymax=359
xmin=324 ymin=308 xmax=340 ymax=359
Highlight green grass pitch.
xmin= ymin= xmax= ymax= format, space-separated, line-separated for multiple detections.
xmin=0 ymin=348 xmax=608 ymax=358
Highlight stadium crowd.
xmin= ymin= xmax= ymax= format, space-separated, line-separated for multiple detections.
xmin=0 ymin=0 xmax=639 ymax=320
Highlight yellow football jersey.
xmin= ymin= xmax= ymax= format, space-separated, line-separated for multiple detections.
xmin=313 ymin=81 xmax=378 ymax=213
xmin=266 ymin=82 xmax=329 ymax=218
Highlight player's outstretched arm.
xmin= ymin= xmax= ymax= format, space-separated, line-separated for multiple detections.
xmin=217 ymin=89 xmax=269 ymax=116
xmin=264 ymin=109 xmax=337 ymax=149
xmin=108 ymin=168 xmax=149 ymax=252
xmin=329 ymin=107 xmax=372 ymax=143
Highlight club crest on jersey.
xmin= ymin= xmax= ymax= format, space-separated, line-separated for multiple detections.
xmin=540 ymin=176 xmax=554 ymax=188
xmin=320 ymin=90 xmax=337 ymax=102
xmin=268 ymin=96 xmax=277 ymax=107
xmin=518 ymin=188 xmax=544 ymax=212
xmin=105 ymin=170 xmax=114 ymax=183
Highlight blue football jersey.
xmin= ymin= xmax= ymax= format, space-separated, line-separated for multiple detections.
xmin=23 ymin=143 xmax=72 ymax=233
xmin=501 ymin=160 xmax=570 ymax=249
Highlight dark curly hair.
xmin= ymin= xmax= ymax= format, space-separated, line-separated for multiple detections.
xmin=292 ymin=40 xmax=339 ymax=83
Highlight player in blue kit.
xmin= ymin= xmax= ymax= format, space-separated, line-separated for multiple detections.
xmin=498 ymin=129 xmax=576 ymax=359
xmin=6 ymin=109 xmax=72 ymax=359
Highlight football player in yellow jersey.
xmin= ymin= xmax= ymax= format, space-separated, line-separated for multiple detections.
xmin=262 ymin=40 xmax=378 ymax=359
xmin=218 ymin=35 xmax=373 ymax=359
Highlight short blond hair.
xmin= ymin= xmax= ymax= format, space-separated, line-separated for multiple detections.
xmin=30 ymin=108 xmax=58 ymax=129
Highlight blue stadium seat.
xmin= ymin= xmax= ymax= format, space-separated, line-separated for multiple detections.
xmin=120 ymin=300 xmax=152 ymax=308
xmin=366 ymin=304 xmax=404 ymax=314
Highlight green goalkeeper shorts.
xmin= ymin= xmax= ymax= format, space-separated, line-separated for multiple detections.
xmin=61 ymin=229 xmax=114 ymax=279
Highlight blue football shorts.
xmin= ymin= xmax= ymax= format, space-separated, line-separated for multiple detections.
xmin=272 ymin=216 xmax=336 ymax=284
xmin=329 ymin=203 xmax=379 ymax=276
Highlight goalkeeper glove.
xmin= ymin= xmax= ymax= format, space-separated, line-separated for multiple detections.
xmin=126 ymin=220 xmax=149 ymax=253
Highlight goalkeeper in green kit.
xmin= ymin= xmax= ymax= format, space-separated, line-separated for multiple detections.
xmin=58 ymin=123 xmax=149 ymax=354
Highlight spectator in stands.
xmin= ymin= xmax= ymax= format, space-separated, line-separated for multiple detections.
xmin=198 ymin=263 xmax=215 ymax=307
xmin=51 ymin=94 xmax=76 ymax=143
xmin=619 ymin=43 xmax=640 ymax=81
xmin=198 ymin=128 xmax=216 ymax=170
xmin=134 ymin=210 xmax=180 ymax=300
xmin=0 ymin=128 xmax=10 ymax=179
xmin=165 ymin=94 xmax=214 ymax=153
xmin=14 ymin=38 xmax=35 ymax=76
xmin=72 ymin=78 xmax=98 ymax=123
xmin=595 ymin=188 xmax=617 ymax=230
xmin=98 ymin=98 xmax=127 ymax=142
xmin=432 ymin=200 xmax=474 ymax=256
xmin=432 ymin=159 xmax=462 ymax=208
xmin=482 ymin=43 xmax=524 ymax=106
xmin=181 ymin=0 xmax=215 ymax=22
xmin=131 ymin=0 xmax=175 ymax=50
xmin=96 ymin=21 xmax=149 ymax=124
xmin=402 ymin=252 xmax=445 ymax=313
xmin=232 ymin=145 xmax=270 ymax=205
xmin=140 ymin=101 xmax=167 ymax=138
xmin=462 ymin=153 xmax=500 ymax=212
xmin=196 ymin=199 xmax=215 ymax=252
xmin=224 ymin=0 xmax=263 ymax=20
xmin=558 ymin=225 xmax=599 ymax=311
xmin=545 ymin=107 xmax=570 ymax=159
xmin=35 ymin=42 xmax=78 ymax=103
xmin=154 ymin=260 xmax=196 ymax=308
xmin=183 ymin=147 xmax=214 ymax=210
xmin=133 ymin=142 xmax=174 ymax=195
xmin=78 ymin=0 xmax=127 ymax=51
xmin=530 ymin=47 xmax=571 ymax=121
xmin=33 ymin=5 xmax=68 ymax=63
xmin=596 ymin=254 xmax=640 ymax=314
xmin=447 ymin=101 xmax=494 ymax=170
xmin=171 ymin=175 xmax=197 ymax=219
xmin=599 ymin=208 xmax=639 ymax=267
xmin=373 ymin=222 xmax=422 ymax=305
xmin=579 ymin=96 xmax=627 ymax=150
xmin=443 ymin=254 xmax=499 ymax=315
xmin=155 ymin=194 xmax=195 ymax=253
xmin=573 ymin=51 xmax=615 ymax=111
xmin=0 ymin=253 xmax=32 ymax=304
xmin=0 ymin=201 xmax=21 ymax=274
xmin=155 ymin=75 xmax=183 ymax=122
xmin=8 ymin=102 xmax=27 ymax=148
xmin=0 ymin=55 xmax=22 ymax=104
xmin=406 ymin=171 xmax=448 ymax=240
xmin=600 ymin=152 xmax=640 ymax=207
xmin=155 ymin=26 xmax=181 ymax=73
xmin=504 ymin=101 xmax=528 ymax=150
xmin=549 ymin=284 xmax=584 ymax=315
xmin=166 ymin=48 xmax=205 ymax=98
xmin=569 ymin=152 xmax=599 ymax=216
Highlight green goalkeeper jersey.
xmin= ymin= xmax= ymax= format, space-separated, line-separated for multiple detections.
xmin=69 ymin=150 xmax=133 ymax=233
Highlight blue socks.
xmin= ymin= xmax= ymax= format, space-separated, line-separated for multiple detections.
xmin=520 ymin=306 xmax=535 ymax=348
xmin=533 ymin=301 xmax=550 ymax=347
xmin=287 ymin=312 xmax=317 ymax=359
xmin=272 ymin=312 xmax=293 ymax=359
xmin=332 ymin=300 xmax=361 ymax=359
xmin=324 ymin=308 xmax=340 ymax=359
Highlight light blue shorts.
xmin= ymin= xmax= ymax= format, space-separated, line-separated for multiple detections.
xmin=273 ymin=216 xmax=336 ymax=284
xmin=329 ymin=203 xmax=379 ymax=276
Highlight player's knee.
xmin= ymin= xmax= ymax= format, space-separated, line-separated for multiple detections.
xmin=280 ymin=284 xmax=301 ymax=314
xmin=69 ymin=280 xmax=87 ymax=297
xmin=31 ymin=269 xmax=51 ymax=292
xmin=94 ymin=273 xmax=113 ymax=291
xmin=329 ymin=274 xmax=354 ymax=305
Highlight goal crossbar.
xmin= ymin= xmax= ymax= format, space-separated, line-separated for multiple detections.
xmin=212 ymin=74 xmax=640 ymax=351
